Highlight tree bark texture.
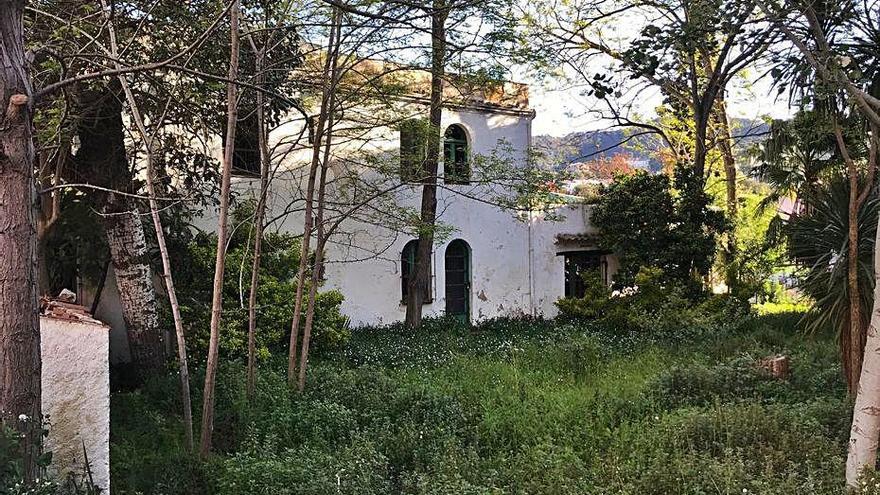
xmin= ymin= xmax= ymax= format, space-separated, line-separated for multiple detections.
xmin=404 ymin=1 xmax=447 ymax=328
xmin=74 ymin=84 xmax=166 ymax=377
xmin=103 ymin=206 xmax=165 ymax=376
xmin=200 ymin=0 xmax=240 ymax=457
xmin=834 ymin=119 xmax=866 ymax=394
xmin=0 ymin=0 xmax=41 ymax=483
xmin=846 ymin=204 xmax=880 ymax=489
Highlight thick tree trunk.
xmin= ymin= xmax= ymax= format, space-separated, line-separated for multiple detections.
xmin=288 ymin=12 xmax=339 ymax=386
xmin=846 ymin=207 xmax=880 ymax=489
xmin=0 ymin=0 xmax=41 ymax=483
xmin=200 ymin=0 xmax=240 ymax=457
xmin=75 ymin=83 xmax=166 ymax=378
xmin=104 ymin=206 xmax=165 ymax=376
xmin=404 ymin=1 xmax=447 ymax=328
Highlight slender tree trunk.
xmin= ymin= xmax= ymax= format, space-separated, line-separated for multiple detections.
xmin=846 ymin=202 xmax=880 ymax=489
xmin=0 ymin=0 xmax=41 ymax=483
xmin=247 ymin=49 xmax=270 ymax=401
xmin=288 ymin=13 xmax=339 ymax=386
xmin=103 ymin=0 xmax=195 ymax=445
xmin=715 ymin=95 xmax=738 ymax=292
xmin=297 ymin=152 xmax=330 ymax=393
xmin=200 ymin=0 xmax=240 ymax=458
xmin=834 ymin=119 xmax=865 ymax=394
xmin=404 ymin=1 xmax=447 ymax=328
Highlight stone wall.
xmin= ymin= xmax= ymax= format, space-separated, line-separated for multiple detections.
xmin=40 ymin=302 xmax=110 ymax=492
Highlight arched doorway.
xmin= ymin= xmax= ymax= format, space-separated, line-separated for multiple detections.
xmin=445 ymin=239 xmax=471 ymax=322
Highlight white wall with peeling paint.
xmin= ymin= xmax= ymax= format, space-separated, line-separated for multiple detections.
xmin=40 ymin=315 xmax=110 ymax=492
xmin=216 ymin=105 xmax=616 ymax=327
xmin=96 ymin=89 xmax=615 ymax=356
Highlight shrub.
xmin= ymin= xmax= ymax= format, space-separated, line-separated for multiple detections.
xmin=2 ymin=421 xmax=101 ymax=495
xmin=171 ymin=220 xmax=349 ymax=363
xmin=210 ymin=439 xmax=391 ymax=495
xmin=645 ymin=357 xmax=792 ymax=409
xmin=591 ymin=169 xmax=726 ymax=291
xmin=555 ymin=270 xmax=611 ymax=319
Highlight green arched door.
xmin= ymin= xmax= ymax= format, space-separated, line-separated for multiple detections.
xmin=445 ymin=239 xmax=471 ymax=322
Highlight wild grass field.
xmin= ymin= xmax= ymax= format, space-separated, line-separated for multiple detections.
xmin=110 ymin=311 xmax=856 ymax=494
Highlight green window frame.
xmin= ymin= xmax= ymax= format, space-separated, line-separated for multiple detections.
xmin=443 ymin=124 xmax=470 ymax=185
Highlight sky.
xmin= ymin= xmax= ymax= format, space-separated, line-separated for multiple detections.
xmin=526 ymin=74 xmax=797 ymax=137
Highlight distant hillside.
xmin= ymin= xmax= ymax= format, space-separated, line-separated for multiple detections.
xmin=534 ymin=118 xmax=768 ymax=172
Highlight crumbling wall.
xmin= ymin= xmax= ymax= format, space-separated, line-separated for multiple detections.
xmin=40 ymin=304 xmax=110 ymax=492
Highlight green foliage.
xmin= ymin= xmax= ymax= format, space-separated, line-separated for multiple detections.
xmin=170 ymin=204 xmax=349 ymax=363
xmin=858 ymin=470 xmax=880 ymax=495
xmin=554 ymin=270 xmax=611 ymax=319
xmin=591 ymin=170 xmax=726 ymax=292
xmin=556 ymin=266 xmax=750 ymax=341
xmin=1 ymin=421 xmax=98 ymax=495
xmin=787 ymin=177 xmax=879 ymax=334
xmin=111 ymin=311 xmax=850 ymax=494
xmin=725 ymin=187 xmax=789 ymax=301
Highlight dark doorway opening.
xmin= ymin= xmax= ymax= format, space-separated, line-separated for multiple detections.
xmin=445 ymin=239 xmax=471 ymax=322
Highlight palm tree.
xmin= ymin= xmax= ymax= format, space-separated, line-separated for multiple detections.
xmin=756 ymin=109 xmax=877 ymax=393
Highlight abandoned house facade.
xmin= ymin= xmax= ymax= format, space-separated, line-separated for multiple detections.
xmin=85 ymin=66 xmax=618 ymax=361
xmin=202 ymin=66 xmax=620 ymax=327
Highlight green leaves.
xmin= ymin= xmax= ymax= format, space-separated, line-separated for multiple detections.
xmin=592 ymin=169 xmax=726 ymax=292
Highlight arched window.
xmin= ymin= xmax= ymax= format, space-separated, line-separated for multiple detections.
xmin=443 ymin=124 xmax=469 ymax=184
xmin=401 ymin=240 xmax=432 ymax=303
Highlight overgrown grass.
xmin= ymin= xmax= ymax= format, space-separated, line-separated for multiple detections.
xmin=110 ymin=310 xmax=851 ymax=494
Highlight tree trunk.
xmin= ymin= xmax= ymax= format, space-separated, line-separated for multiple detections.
xmin=247 ymin=48 xmax=270 ymax=401
xmin=834 ymin=119 xmax=865 ymax=394
xmin=288 ymin=12 xmax=339 ymax=386
xmin=0 ymin=0 xmax=41 ymax=483
xmin=845 ymin=205 xmax=880 ymax=489
xmin=103 ymin=206 xmax=166 ymax=376
xmin=74 ymin=83 xmax=166 ymax=378
xmin=404 ymin=1 xmax=447 ymax=328
xmin=297 ymin=155 xmax=330 ymax=392
xmin=200 ymin=0 xmax=240 ymax=458
xmin=102 ymin=0 xmax=195 ymax=445
xmin=297 ymin=82 xmax=338 ymax=392
xmin=715 ymin=95 xmax=738 ymax=292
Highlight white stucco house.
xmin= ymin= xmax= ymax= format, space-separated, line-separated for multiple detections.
xmin=195 ymin=64 xmax=620 ymax=327
xmin=85 ymin=63 xmax=618 ymax=362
